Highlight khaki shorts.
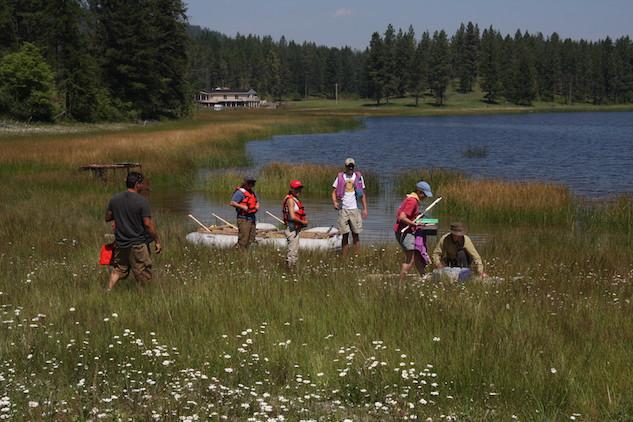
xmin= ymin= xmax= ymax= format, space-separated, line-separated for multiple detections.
xmin=112 ymin=243 xmax=153 ymax=283
xmin=395 ymin=231 xmax=416 ymax=251
xmin=337 ymin=208 xmax=363 ymax=235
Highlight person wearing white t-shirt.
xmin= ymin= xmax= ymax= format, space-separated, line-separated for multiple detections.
xmin=331 ymin=157 xmax=368 ymax=256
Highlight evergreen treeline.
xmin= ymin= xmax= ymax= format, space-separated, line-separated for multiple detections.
xmin=0 ymin=0 xmax=190 ymax=122
xmin=2 ymin=6 xmax=633 ymax=123
xmin=187 ymin=26 xmax=366 ymax=101
xmin=190 ymin=23 xmax=633 ymax=107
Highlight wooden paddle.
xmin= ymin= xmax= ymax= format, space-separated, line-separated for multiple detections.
xmin=211 ymin=213 xmax=238 ymax=230
xmin=188 ymin=214 xmax=213 ymax=233
xmin=265 ymin=210 xmax=286 ymax=226
xmin=400 ymin=196 xmax=443 ymax=233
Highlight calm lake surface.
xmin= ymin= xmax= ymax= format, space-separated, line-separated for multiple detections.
xmin=247 ymin=112 xmax=633 ymax=197
xmin=157 ymin=112 xmax=633 ymax=244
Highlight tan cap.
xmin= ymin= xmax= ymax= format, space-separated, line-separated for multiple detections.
xmin=344 ymin=157 xmax=355 ymax=166
xmin=450 ymin=222 xmax=466 ymax=236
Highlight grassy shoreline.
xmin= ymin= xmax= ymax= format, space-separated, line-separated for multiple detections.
xmin=1 ymin=105 xmax=633 ymax=420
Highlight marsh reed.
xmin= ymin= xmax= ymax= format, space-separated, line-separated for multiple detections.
xmin=203 ymin=161 xmax=379 ymax=196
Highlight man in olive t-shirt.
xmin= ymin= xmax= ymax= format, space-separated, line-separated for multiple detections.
xmin=105 ymin=172 xmax=161 ymax=290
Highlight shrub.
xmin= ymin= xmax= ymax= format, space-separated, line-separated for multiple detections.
xmin=0 ymin=43 xmax=56 ymax=121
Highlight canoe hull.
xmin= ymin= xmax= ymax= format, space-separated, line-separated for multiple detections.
xmin=185 ymin=229 xmax=341 ymax=251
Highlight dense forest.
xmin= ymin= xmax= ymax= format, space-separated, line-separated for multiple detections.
xmin=0 ymin=0 xmax=190 ymax=122
xmin=1 ymin=0 xmax=632 ymax=122
xmin=190 ymin=23 xmax=633 ymax=107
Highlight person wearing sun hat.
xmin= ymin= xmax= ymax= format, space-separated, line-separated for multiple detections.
xmin=331 ymin=157 xmax=368 ymax=256
xmin=394 ymin=180 xmax=434 ymax=279
xmin=282 ymin=179 xmax=308 ymax=268
xmin=432 ymin=222 xmax=485 ymax=276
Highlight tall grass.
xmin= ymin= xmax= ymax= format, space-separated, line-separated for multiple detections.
xmin=1 ymin=204 xmax=632 ymax=419
xmin=0 ymin=110 xmax=361 ymax=188
xmin=396 ymin=169 xmax=576 ymax=225
xmin=203 ymin=161 xmax=379 ymax=196
xmin=581 ymin=195 xmax=633 ymax=231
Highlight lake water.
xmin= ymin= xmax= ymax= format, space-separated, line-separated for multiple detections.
xmin=247 ymin=112 xmax=633 ymax=197
xmin=157 ymin=112 xmax=633 ymax=244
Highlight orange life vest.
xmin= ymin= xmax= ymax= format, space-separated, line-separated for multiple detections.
xmin=282 ymin=193 xmax=306 ymax=228
xmin=235 ymin=187 xmax=258 ymax=215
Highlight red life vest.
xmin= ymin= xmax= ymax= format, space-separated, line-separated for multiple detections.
xmin=235 ymin=187 xmax=258 ymax=215
xmin=282 ymin=193 xmax=306 ymax=227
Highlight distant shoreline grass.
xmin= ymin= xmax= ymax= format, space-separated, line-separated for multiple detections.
xmin=203 ymin=161 xmax=379 ymax=197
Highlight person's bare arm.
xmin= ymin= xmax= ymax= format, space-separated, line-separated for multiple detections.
xmin=397 ymin=211 xmax=417 ymax=227
xmin=361 ymin=193 xmax=368 ymax=218
xmin=331 ymin=188 xmax=339 ymax=210
xmin=143 ymin=217 xmax=162 ymax=253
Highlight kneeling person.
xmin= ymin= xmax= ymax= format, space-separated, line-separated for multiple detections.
xmin=432 ymin=222 xmax=484 ymax=276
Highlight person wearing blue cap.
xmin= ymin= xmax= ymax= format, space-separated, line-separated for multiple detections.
xmin=393 ymin=180 xmax=433 ymax=279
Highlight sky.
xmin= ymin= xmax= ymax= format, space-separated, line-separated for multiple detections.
xmin=184 ymin=0 xmax=633 ymax=49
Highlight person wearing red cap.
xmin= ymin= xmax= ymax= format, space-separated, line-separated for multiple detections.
xmin=282 ymin=180 xmax=308 ymax=268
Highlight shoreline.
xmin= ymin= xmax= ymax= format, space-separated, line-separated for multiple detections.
xmin=3 ymin=102 xmax=633 ymax=138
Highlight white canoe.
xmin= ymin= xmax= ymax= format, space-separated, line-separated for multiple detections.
xmin=185 ymin=226 xmax=341 ymax=251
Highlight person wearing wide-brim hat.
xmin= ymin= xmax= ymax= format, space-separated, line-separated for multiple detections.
xmin=432 ymin=222 xmax=485 ymax=276
xmin=229 ymin=176 xmax=260 ymax=249
xmin=282 ymin=180 xmax=309 ymax=268
xmin=394 ymin=181 xmax=434 ymax=279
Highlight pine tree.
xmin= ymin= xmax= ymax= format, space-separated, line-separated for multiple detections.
xmin=366 ymin=32 xmax=385 ymax=104
xmin=509 ymin=32 xmax=536 ymax=105
xmin=43 ymin=0 xmax=101 ymax=121
xmin=94 ymin=0 xmax=159 ymax=118
xmin=382 ymin=24 xmax=398 ymax=103
xmin=614 ymin=37 xmax=633 ymax=103
xmin=409 ymin=31 xmax=430 ymax=106
xmin=429 ymin=30 xmax=450 ymax=105
xmin=479 ymin=26 xmax=502 ymax=103
xmin=152 ymin=0 xmax=190 ymax=118
xmin=451 ymin=23 xmax=465 ymax=90
xmin=560 ymin=38 xmax=577 ymax=104
xmin=500 ymin=34 xmax=515 ymax=100
xmin=325 ymin=48 xmax=342 ymax=98
xmin=461 ymin=22 xmax=480 ymax=92
xmin=574 ymin=40 xmax=592 ymax=103
xmin=266 ymin=47 xmax=283 ymax=101
xmin=603 ymin=37 xmax=619 ymax=103
xmin=539 ymin=32 xmax=562 ymax=101
xmin=0 ymin=1 xmax=17 ymax=54
xmin=395 ymin=26 xmax=416 ymax=97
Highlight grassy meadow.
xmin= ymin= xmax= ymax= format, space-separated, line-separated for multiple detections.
xmin=1 ymin=107 xmax=633 ymax=420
